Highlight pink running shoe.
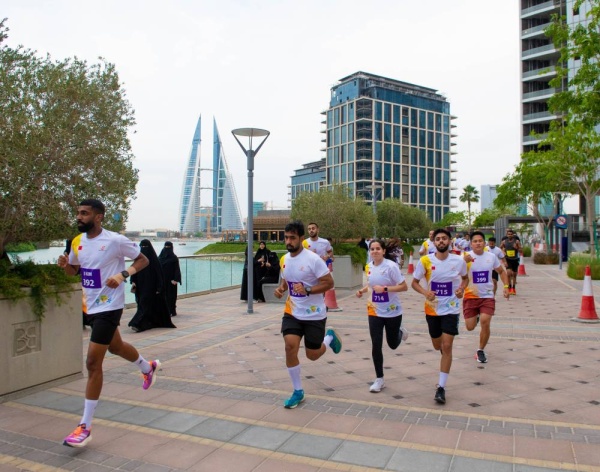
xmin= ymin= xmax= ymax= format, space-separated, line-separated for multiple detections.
xmin=63 ymin=424 xmax=91 ymax=448
xmin=142 ymin=360 xmax=161 ymax=390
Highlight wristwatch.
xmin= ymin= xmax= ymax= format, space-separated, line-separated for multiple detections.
xmin=121 ymin=270 xmax=130 ymax=279
xmin=305 ymin=286 xmax=312 ymax=296
xmin=384 ymin=286 xmax=388 ymax=292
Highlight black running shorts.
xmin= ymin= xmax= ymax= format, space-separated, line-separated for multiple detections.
xmin=87 ymin=309 xmax=123 ymax=345
xmin=506 ymin=259 xmax=520 ymax=273
xmin=281 ymin=314 xmax=327 ymax=350
xmin=426 ymin=314 xmax=459 ymax=338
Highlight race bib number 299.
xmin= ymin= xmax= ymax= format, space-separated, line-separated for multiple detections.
xmin=81 ymin=268 xmax=101 ymax=288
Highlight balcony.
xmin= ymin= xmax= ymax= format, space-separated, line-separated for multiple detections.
xmin=521 ymin=23 xmax=551 ymax=39
xmin=521 ymin=0 xmax=561 ymax=19
xmin=523 ymin=133 xmax=548 ymax=144
xmin=522 ymin=66 xmax=556 ymax=81
xmin=522 ymin=43 xmax=558 ymax=60
xmin=522 ymin=111 xmax=558 ymax=123
xmin=522 ymin=87 xmax=556 ymax=102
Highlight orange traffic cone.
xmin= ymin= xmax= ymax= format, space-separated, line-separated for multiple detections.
xmin=407 ymin=251 xmax=415 ymax=275
xmin=325 ymin=261 xmax=342 ymax=312
xmin=517 ymin=251 xmax=527 ymax=276
xmin=575 ymin=265 xmax=599 ymax=323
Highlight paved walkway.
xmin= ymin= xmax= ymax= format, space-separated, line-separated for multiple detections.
xmin=1 ymin=259 xmax=600 ymax=471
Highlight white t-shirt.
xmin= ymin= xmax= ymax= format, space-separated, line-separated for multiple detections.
xmin=413 ymin=253 xmax=467 ymax=316
xmin=303 ymin=237 xmax=332 ymax=258
xmin=420 ymin=239 xmax=436 ymax=255
xmin=281 ymin=248 xmax=330 ymax=320
xmin=465 ymin=251 xmax=501 ymax=299
xmin=365 ymin=258 xmax=405 ymax=317
xmin=69 ymin=229 xmax=141 ymax=314
xmin=487 ymin=246 xmax=505 ymax=262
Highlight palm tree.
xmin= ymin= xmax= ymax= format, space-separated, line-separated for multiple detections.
xmin=459 ymin=185 xmax=480 ymax=230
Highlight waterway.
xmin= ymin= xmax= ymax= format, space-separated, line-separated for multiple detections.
xmin=8 ymin=240 xmax=245 ymax=304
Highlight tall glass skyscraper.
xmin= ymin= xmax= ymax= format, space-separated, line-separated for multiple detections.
xmin=179 ymin=116 xmax=243 ymax=234
xmin=322 ymin=71 xmax=456 ymax=222
xmin=212 ymin=119 xmax=243 ymax=232
xmin=179 ymin=116 xmax=202 ymax=234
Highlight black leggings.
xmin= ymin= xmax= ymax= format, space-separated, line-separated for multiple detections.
xmin=368 ymin=314 xmax=403 ymax=378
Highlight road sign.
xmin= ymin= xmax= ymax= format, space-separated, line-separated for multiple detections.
xmin=555 ymin=214 xmax=567 ymax=229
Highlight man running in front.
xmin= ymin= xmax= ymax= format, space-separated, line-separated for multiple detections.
xmin=411 ymin=228 xmax=468 ymax=405
xmin=463 ymin=231 xmax=511 ymax=364
xmin=274 ymin=221 xmax=342 ymax=409
xmin=57 ymin=199 xmax=158 ymax=447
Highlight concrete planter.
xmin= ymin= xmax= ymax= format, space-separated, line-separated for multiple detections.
xmin=0 ymin=285 xmax=83 ymax=399
xmin=331 ymin=255 xmax=364 ymax=289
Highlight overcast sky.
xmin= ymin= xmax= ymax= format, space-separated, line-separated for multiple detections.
xmin=5 ymin=0 xmax=523 ymax=230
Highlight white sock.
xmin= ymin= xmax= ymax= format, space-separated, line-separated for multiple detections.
xmin=323 ymin=334 xmax=333 ymax=348
xmin=438 ymin=372 xmax=449 ymax=388
xmin=80 ymin=399 xmax=98 ymax=428
xmin=134 ymin=355 xmax=151 ymax=373
xmin=287 ymin=365 xmax=302 ymax=391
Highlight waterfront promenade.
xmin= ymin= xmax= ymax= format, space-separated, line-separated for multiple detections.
xmin=1 ymin=260 xmax=600 ymax=471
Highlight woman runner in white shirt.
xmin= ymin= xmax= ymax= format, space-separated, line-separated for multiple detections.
xmin=356 ymin=239 xmax=409 ymax=393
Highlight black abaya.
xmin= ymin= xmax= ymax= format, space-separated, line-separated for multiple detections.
xmin=129 ymin=240 xmax=176 ymax=332
xmin=158 ymin=241 xmax=181 ymax=316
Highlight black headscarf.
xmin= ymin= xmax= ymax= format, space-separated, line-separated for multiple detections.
xmin=254 ymin=241 xmax=270 ymax=263
xmin=158 ymin=241 xmax=181 ymax=284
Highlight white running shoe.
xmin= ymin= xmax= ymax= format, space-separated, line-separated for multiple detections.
xmin=400 ymin=326 xmax=410 ymax=342
xmin=369 ymin=378 xmax=385 ymax=393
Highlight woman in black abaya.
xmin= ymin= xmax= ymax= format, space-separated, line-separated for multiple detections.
xmin=129 ymin=240 xmax=176 ymax=332
xmin=158 ymin=241 xmax=181 ymax=317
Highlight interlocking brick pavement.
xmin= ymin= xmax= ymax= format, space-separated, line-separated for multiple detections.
xmin=1 ymin=259 xmax=600 ymax=471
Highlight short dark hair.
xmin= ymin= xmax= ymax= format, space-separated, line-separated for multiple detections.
xmin=79 ymin=198 xmax=105 ymax=215
xmin=488 ymin=237 xmax=496 ymax=242
xmin=285 ymin=220 xmax=305 ymax=237
xmin=307 ymin=222 xmax=319 ymax=228
xmin=433 ymin=228 xmax=451 ymax=239
xmin=470 ymin=231 xmax=485 ymax=241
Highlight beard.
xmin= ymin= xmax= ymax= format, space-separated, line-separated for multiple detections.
xmin=77 ymin=221 xmax=95 ymax=233
xmin=286 ymin=243 xmax=301 ymax=254
xmin=436 ymin=243 xmax=449 ymax=253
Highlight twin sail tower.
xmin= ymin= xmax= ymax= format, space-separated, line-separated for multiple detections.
xmin=178 ymin=116 xmax=244 ymax=235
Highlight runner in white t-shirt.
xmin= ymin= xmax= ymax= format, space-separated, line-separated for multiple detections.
xmin=411 ymin=228 xmax=468 ymax=405
xmin=356 ymin=239 xmax=409 ymax=393
xmin=487 ymin=237 xmax=507 ymax=296
xmin=463 ymin=231 xmax=510 ymax=364
xmin=57 ymin=199 xmax=157 ymax=448
xmin=274 ymin=221 xmax=341 ymax=409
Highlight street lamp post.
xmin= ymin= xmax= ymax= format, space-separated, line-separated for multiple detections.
xmin=232 ymin=128 xmax=270 ymax=314
xmin=365 ymin=184 xmax=382 ymax=239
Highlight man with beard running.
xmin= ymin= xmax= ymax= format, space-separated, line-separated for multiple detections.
xmin=57 ymin=199 xmax=158 ymax=448
xmin=500 ymin=229 xmax=522 ymax=295
xmin=274 ymin=221 xmax=341 ymax=409
xmin=411 ymin=228 xmax=468 ymax=405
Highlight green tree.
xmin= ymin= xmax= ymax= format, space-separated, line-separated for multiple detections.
xmin=543 ymin=2 xmax=600 ymax=255
xmin=375 ymin=198 xmax=432 ymax=239
xmin=546 ymin=0 xmax=600 ymax=128
xmin=459 ymin=185 xmax=480 ymax=229
xmin=494 ymin=154 xmax=566 ymax=249
xmin=0 ymin=19 xmax=138 ymax=256
xmin=291 ymin=186 xmax=374 ymax=244
xmin=472 ymin=205 xmax=515 ymax=229
xmin=437 ymin=210 xmax=468 ymax=230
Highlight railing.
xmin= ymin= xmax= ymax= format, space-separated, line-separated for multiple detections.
xmin=523 ymin=88 xmax=556 ymax=100
xmin=522 ymin=23 xmax=550 ymax=37
xmin=521 ymin=0 xmax=560 ymax=18
xmin=522 ymin=43 xmax=557 ymax=58
xmin=522 ymin=66 xmax=556 ymax=80
xmin=125 ymin=252 xmax=245 ymax=304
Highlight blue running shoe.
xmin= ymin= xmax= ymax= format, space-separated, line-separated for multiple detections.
xmin=326 ymin=327 xmax=342 ymax=354
xmin=284 ymin=389 xmax=305 ymax=409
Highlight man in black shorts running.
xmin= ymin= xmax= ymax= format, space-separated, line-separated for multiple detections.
xmin=500 ymin=229 xmax=522 ymax=295
xmin=57 ymin=199 xmax=158 ymax=448
xmin=274 ymin=221 xmax=342 ymax=409
xmin=411 ymin=228 xmax=468 ymax=404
